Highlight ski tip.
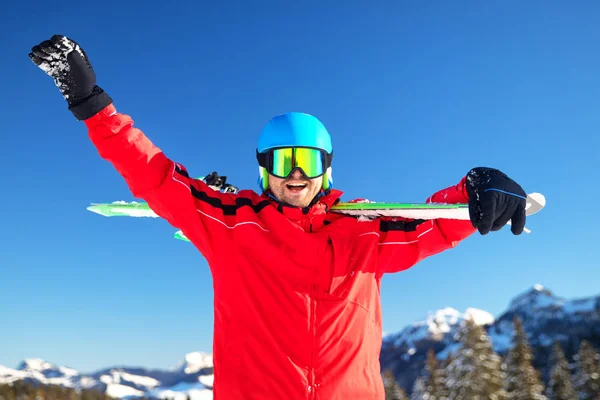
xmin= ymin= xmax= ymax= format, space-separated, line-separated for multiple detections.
xmin=86 ymin=205 xmax=108 ymax=216
xmin=174 ymin=230 xmax=191 ymax=242
xmin=86 ymin=204 xmax=102 ymax=215
xmin=527 ymin=192 xmax=546 ymax=207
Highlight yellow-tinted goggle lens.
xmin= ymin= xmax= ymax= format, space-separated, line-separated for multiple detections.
xmin=271 ymin=147 xmax=324 ymax=178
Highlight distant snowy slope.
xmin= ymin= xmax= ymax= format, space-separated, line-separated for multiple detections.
xmin=0 ymin=352 xmax=214 ymax=399
xmin=2 ymin=285 xmax=598 ymax=399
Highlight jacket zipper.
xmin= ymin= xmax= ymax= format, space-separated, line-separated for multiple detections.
xmin=308 ymin=218 xmax=318 ymax=399
xmin=309 ymin=280 xmax=317 ymax=399
xmin=308 ymin=225 xmax=317 ymax=400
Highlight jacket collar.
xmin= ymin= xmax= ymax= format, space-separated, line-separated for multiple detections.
xmin=262 ymin=189 xmax=343 ymax=221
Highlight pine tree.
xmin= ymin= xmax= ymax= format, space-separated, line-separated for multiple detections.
xmin=445 ymin=317 xmax=508 ymax=400
xmin=546 ymin=341 xmax=576 ymax=400
xmin=573 ymin=340 xmax=600 ymax=400
xmin=504 ymin=316 xmax=547 ymax=399
xmin=411 ymin=377 xmax=427 ymax=400
xmin=383 ymin=369 xmax=409 ymax=400
xmin=0 ymin=381 xmax=112 ymax=400
xmin=390 ymin=385 xmax=409 ymax=400
xmin=414 ymin=348 xmax=449 ymax=400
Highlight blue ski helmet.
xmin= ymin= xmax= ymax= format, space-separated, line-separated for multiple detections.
xmin=256 ymin=112 xmax=333 ymax=192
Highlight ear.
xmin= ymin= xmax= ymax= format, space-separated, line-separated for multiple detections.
xmin=258 ymin=166 xmax=270 ymax=191
xmin=322 ymin=167 xmax=333 ymax=190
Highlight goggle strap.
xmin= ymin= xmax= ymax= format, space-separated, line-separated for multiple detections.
xmin=256 ymin=150 xmax=269 ymax=169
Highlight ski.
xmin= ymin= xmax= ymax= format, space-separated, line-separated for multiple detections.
xmin=331 ymin=192 xmax=545 ymax=220
xmin=87 ymin=192 xmax=545 ymax=221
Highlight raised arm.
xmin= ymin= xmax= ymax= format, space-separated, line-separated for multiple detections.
xmin=84 ymin=105 xmax=243 ymax=254
xmin=29 ymin=35 xmax=243 ymax=258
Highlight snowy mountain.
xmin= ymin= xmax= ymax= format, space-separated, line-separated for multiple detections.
xmin=2 ymin=285 xmax=598 ymax=398
xmin=379 ymin=306 xmax=497 ymax=390
xmin=489 ymin=284 xmax=599 ymax=353
xmin=380 ymin=284 xmax=600 ymax=392
xmin=0 ymin=352 xmax=214 ymax=400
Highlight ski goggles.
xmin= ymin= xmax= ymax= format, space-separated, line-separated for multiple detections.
xmin=256 ymin=147 xmax=333 ymax=179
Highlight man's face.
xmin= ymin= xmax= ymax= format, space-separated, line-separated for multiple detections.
xmin=268 ymin=170 xmax=323 ymax=208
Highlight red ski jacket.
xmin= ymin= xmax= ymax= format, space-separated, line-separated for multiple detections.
xmin=84 ymin=104 xmax=476 ymax=400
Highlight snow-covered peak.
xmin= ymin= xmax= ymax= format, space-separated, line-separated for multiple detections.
xmin=508 ymin=284 xmax=561 ymax=312
xmin=19 ymin=358 xmax=53 ymax=371
xmin=384 ymin=307 xmax=493 ymax=348
xmin=175 ymin=352 xmax=213 ymax=374
xmin=18 ymin=358 xmax=78 ymax=378
xmin=4 ymin=358 xmax=84 ymax=389
xmin=427 ymin=307 xmax=462 ymax=333
xmin=464 ymin=307 xmax=495 ymax=326
xmin=426 ymin=307 xmax=493 ymax=332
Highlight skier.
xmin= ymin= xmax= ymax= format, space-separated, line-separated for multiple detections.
xmin=29 ymin=35 xmax=528 ymax=400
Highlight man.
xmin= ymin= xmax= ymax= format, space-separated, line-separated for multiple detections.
xmin=29 ymin=35 xmax=528 ymax=400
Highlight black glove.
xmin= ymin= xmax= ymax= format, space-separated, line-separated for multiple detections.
xmin=465 ymin=167 xmax=527 ymax=235
xmin=29 ymin=35 xmax=112 ymax=120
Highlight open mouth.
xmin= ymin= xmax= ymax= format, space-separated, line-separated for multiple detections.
xmin=286 ymin=183 xmax=308 ymax=192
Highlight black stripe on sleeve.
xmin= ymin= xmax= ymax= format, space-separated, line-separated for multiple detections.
xmin=379 ymin=219 xmax=427 ymax=232
xmin=175 ymin=164 xmax=271 ymax=216
xmin=191 ymin=187 xmax=271 ymax=215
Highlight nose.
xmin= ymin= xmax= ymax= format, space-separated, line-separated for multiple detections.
xmin=289 ymin=169 xmax=306 ymax=180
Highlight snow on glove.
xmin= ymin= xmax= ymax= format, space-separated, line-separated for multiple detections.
xmin=29 ymin=34 xmax=112 ymax=120
xmin=465 ymin=167 xmax=527 ymax=235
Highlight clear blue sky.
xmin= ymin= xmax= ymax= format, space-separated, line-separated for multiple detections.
xmin=1 ymin=1 xmax=598 ymax=373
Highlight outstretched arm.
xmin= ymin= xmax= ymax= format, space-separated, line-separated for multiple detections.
xmin=377 ymin=167 xmax=528 ymax=275
xmin=376 ymin=176 xmax=476 ymax=275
